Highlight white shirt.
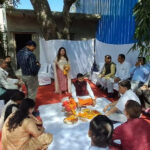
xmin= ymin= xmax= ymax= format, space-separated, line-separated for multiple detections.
xmin=116 ymin=89 xmax=140 ymax=112
xmin=0 ymin=67 xmax=18 ymax=90
xmin=89 ymin=146 xmax=109 ymax=150
xmin=71 ymin=82 xmax=95 ymax=102
xmin=0 ymin=100 xmax=18 ymax=130
xmin=115 ymin=61 xmax=130 ymax=80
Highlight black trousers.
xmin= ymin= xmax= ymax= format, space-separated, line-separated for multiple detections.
xmin=0 ymin=89 xmax=19 ymax=104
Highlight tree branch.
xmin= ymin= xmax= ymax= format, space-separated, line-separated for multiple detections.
xmin=30 ymin=0 xmax=62 ymax=40
xmin=62 ymin=0 xmax=77 ymax=39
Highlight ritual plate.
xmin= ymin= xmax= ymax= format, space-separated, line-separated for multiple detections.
xmin=64 ymin=115 xmax=78 ymax=124
xmin=78 ymin=108 xmax=101 ymax=120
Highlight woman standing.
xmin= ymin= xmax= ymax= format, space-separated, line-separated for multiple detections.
xmin=2 ymin=98 xmax=53 ymax=150
xmin=54 ymin=47 xmax=71 ymax=94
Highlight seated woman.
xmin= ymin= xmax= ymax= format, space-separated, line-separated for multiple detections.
xmin=103 ymin=80 xmax=140 ymax=116
xmin=88 ymin=115 xmax=113 ymax=150
xmin=112 ymin=100 xmax=150 ymax=150
xmin=2 ymin=98 xmax=53 ymax=150
xmin=0 ymin=91 xmax=25 ymax=130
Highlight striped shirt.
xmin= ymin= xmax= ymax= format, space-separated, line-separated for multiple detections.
xmin=17 ymin=47 xmax=40 ymax=76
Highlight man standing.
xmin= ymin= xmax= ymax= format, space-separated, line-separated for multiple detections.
xmin=17 ymin=41 xmax=40 ymax=100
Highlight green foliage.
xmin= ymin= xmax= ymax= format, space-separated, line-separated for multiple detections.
xmin=131 ymin=0 xmax=150 ymax=58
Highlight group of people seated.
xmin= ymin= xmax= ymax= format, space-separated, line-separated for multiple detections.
xmin=0 ymin=41 xmax=150 ymax=150
xmin=0 ymin=52 xmax=53 ymax=149
xmin=96 ymin=54 xmax=150 ymax=99
xmin=1 ymin=97 xmax=53 ymax=150
xmin=89 ymin=100 xmax=150 ymax=150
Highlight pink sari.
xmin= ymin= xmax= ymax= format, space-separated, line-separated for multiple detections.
xmin=56 ymin=66 xmax=68 ymax=92
xmin=54 ymin=57 xmax=71 ymax=93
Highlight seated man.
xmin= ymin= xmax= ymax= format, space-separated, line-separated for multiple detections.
xmin=130 ymin=57 xmax=150 ymax=92
xmin=0 ymin=59 xmax=21 ymax=104
xmin=112 ymin=100 xmax=150 ymax=150
xmin=96 ymin=55 xmax=116 ymax=91
xmin=106 ymin=54 xmax=130 ymax=97
xmin=63 ymin=73 xmax=96 ymax=112
xmin=103 ymin=80 xmax=140 ymax=116
xmin=4 ymin=56 xmax=17 ymax=79
xmin=0 ymin=90 xmax=25 ymax=130
xmin=72 ymin=73 xmax=96 ymax=107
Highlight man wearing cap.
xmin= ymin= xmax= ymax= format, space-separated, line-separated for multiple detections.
xmin=17 ymin=41 xmax=40 ymax=100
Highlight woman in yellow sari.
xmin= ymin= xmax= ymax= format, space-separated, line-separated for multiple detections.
xmin=2 ymin=98 xmax=53 ymax=150
xmin=54 ymin=47 xmax=71 ymax=94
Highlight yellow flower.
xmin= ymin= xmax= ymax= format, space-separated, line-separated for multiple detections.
xmin=64 ymin=64 xmax=70 ymax=75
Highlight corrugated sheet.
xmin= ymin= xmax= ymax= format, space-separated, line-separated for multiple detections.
xmin=76 ymin=0 xmax=138 ymax=44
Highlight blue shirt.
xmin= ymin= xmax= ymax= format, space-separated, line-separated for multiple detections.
xmin=130 ymin=64 xmax=150 ymax=83
xmin=17 ymin=47 xmax=40 ymax=76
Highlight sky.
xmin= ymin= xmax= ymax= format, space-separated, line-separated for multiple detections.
xmin=17 ymin=0 xmax=64 ymax=12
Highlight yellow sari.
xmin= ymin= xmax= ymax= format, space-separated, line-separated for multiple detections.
xmin=2 ymin=115 xmax=53 ymax=150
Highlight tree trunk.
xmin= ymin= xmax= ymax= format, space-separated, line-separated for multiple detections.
xmin=30 ymin=0 xmax=62 ymax=40
xmin=62 ymin=0 xmax=77 ymax=39
xmin=30 ymin=0 xmax=77 ymax=40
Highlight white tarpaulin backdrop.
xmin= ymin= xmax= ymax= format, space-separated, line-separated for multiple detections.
xmin=39 ymin=39 xmax=95 ymax=79
xmin=95 ymin=40 xmax=139 ymax=71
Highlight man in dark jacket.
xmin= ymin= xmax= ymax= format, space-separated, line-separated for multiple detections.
xmin=17 ymin=41 xmax=40 ymax=100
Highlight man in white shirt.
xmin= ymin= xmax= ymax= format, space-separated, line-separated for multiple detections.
xmin=103 ymin=80 xmax=140 ymax=116
xmin=106 ymin=54 xmax=130 ymax=97
xmin=72 ymin=73 xmax=96 ymax=107
xmin=0 ymin=59 xmax=20 ymax=104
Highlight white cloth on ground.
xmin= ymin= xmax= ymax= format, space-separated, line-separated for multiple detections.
xmin=38 ymin=98 xmax=126 ymax=150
